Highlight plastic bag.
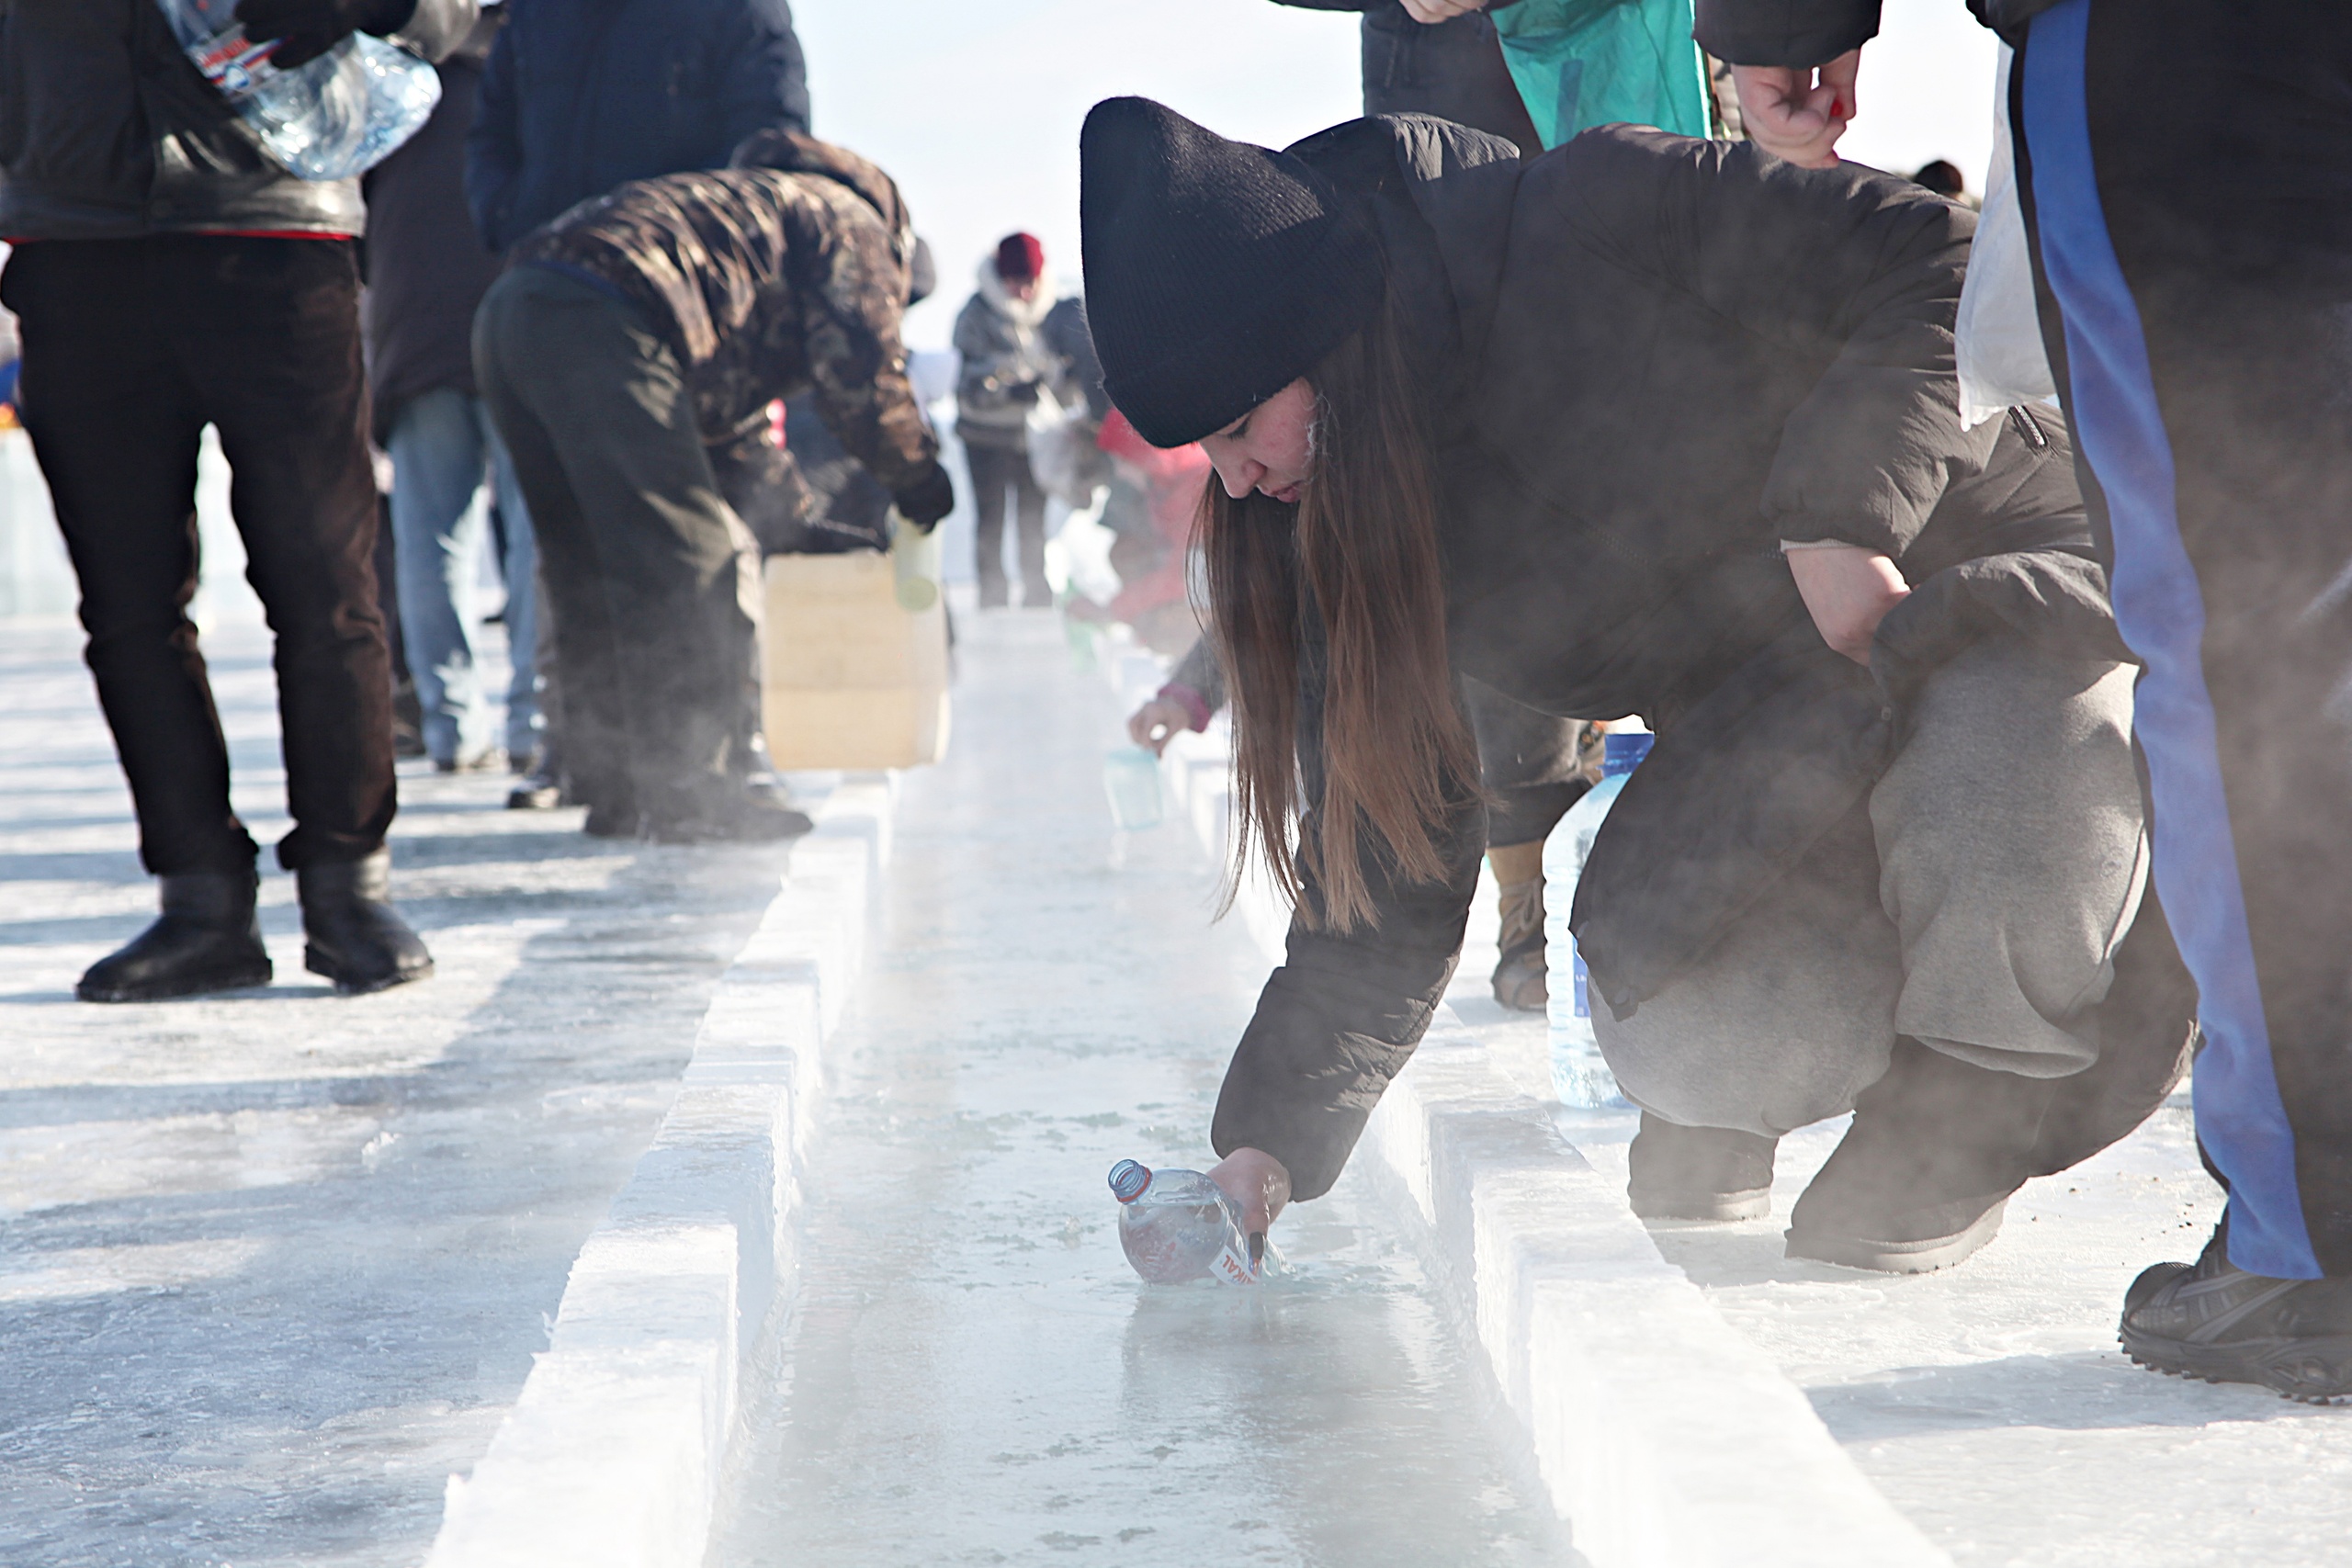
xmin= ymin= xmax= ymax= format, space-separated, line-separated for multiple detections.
xmin=1024 ymin=389 xmax=1108 ymax=510
xmin=1490 ymin=0 xmax=1711 ymax=151
xmin=1957 ymin=44 xmax=2058 ymax=427
xmin=155 ymin=0 xmax=440 ymax=182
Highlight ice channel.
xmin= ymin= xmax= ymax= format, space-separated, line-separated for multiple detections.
xmin=707 ymin=615 xmax=1570 ymax=1566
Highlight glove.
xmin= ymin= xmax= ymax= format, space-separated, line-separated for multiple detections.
xmin=239 ymin=0 xmax=417 ymax=69
xmin=891 ymin=465 xmax=956 ymax=533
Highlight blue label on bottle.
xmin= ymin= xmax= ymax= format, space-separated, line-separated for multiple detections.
xmin=1572 ymin=943 xmax=1589 ymax=1020
xmin=1601 ymin=732 xmax=1654 ymax=779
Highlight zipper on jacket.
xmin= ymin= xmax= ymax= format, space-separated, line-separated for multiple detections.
xmin=2007 ymin=403 xmax=2051 ymax=451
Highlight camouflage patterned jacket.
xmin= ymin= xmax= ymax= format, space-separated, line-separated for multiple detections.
xmin=509 ymin=130 xmax=939 ymax=497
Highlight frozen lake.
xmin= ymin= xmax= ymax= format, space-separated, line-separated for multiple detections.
xmin=709 ymin=615 xmax=1569 ymax=1566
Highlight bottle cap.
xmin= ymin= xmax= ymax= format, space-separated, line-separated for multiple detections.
xmin=1107 ymin=1159 xmax=1153 ymax=1203
xmin=1602 ymin=732 xmax=1654 ymax=778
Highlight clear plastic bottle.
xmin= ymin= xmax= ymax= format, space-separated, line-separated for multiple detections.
xmin=154 ymin=0 xmax=441 ymax=182
xmin=1102 ymin=745 xmax=1163 ymax=830
xmin=1542 ymin=728 xmax=1653 ymax=1108
xmin=1107 ymin=1160 xmax=1255 ymax=1285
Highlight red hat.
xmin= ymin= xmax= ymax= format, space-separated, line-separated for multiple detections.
xmin=994 ymin=231 xmax=1046 ymax=282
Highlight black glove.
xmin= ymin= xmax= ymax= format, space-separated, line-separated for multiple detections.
xmin=240 ymin=0 xmax=416 ymax=70
xmin=891 ymin=465 xmax=956 ymax=534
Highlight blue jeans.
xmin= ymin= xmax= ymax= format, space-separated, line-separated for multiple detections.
xmin=387 ymin=388 xmax=539 ymax=763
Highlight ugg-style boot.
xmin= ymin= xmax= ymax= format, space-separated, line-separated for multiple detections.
xmin=1488 ymin=839 xmax=1547 ymax=1012
xmin=1785 ymin=1037 xmax=2050 ymax=1273
xmin=77 ymin=869 xmax=273 ymax=1003
xmin=297 ymin=850 xmax=433 ymax=996
xmin=1627 ymin=1113 xmax=1779 ymax=1221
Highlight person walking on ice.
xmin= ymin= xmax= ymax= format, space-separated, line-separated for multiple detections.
xmin=1080 ymin=97 xmax=2199 ymax=1284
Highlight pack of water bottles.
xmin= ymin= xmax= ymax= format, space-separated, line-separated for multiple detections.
xmin=155 ymin=0 xmax=440 ymax=182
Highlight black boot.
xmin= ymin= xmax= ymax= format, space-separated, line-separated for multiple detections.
xmin=1626 ymin=1113 xmax=1779 ymax=1221
xmin=2120 ymin=1222 xmax=2352 ymax=1403
xmin=297 ymin=850 xmax=433 ymax=996
xmin=1785 ymin=1037 xmax=2050 ymax=1273
xmin=77 ymin=870 xmax=273 ymax=1002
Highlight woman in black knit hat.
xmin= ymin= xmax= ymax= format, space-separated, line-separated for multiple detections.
xmin=1080 ymin=96 xmax=2197 ymax=1277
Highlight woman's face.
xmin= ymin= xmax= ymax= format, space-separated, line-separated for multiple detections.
xmin=1200 ymin=378 xmax=1316 ymax=505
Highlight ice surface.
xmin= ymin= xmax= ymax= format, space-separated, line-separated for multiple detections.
xmin=708 ymin=615 xmax=1569 ymax=1567
xmin=0 ymin=615 xmax=796 ymax=1566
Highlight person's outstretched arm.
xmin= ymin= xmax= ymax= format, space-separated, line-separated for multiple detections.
xmin=796 ymin=200 xmax=952 ymax=528
xmin=1207 ymin=665 xmax=1487 ymax=1228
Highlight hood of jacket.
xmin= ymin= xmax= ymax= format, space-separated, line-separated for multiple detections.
xmin=972 ymin=259 xmax=1055 ymax=330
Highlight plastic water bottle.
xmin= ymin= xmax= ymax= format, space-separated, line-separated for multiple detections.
xmin=1102 ymin=745 xmax=1163 ymax=830
xmin=1543 ymin=728 xmax=1653 ymax=1108
xmin=1107 ymin=1160 xmax=1255 ymax=1285
xmin=154 ymin=0 xmax=441 ymax=182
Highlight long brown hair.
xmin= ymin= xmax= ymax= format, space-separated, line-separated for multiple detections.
xmin=1200 ymin=296 xmax=1481 ymax=932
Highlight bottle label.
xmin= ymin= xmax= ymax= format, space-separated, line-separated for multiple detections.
xmin=1572 ymin=942 xmax=1589 ymax=1020
xmin=187 ymin=28 xmax=279 ymax=98
xmin=1208 ymin=1238 xmax=1256 ymax=1287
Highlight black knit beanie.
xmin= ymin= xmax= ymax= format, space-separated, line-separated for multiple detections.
xmin=1080 ymin=97 xmax=1385 ymax=449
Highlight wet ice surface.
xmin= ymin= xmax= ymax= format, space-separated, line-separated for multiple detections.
xmin=711 ymin=615 xmax=1566 ymax=1567
xmin=0 ymin=617 xmax=793 ymax=1566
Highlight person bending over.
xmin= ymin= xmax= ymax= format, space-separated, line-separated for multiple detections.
xmin=474 ymin=130 xmax=955 ymax=843
xmin=1080 ymin=98 xmax=2197 ymax=1274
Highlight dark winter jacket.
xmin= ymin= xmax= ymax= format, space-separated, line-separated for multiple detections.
xmin=510 ymin=130 xmax=939 ymax=502
xmin=1692 ymin=0 xmax=2050 ymax=65
xmin=1272 ymin=0 xmax=1542 ymax=155
xmin=466 ymin=0 xmax=808 ymax=254
xmin=0 ymin=0 xmax=477 ymax=241
xmin=362 ymin=9 xmax=504 ymax=437
xmin=953 ymin=265 xmax=1059 ymax=453
xmin=1209 ymin=116 xmax=2151 ymax=1201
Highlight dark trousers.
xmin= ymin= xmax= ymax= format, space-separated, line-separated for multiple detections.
xmin=1464 ymin=677 xmax=1587 ymax=850
xmin=473 ymin=265 xmax=756 ymax=821
xmin=1 ymin=236 xmax=395 ymax=874
xmin=965 ymin=441 xmax=1048 ymax=606
xmin=2018 ymin=0 xmax=2352 ymax=1277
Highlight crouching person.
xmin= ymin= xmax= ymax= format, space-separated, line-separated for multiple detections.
xmin=473 ymin=130 xmax=956 ymax=843
xmin=1078 ymin=98 xmax=2198 ymax=1272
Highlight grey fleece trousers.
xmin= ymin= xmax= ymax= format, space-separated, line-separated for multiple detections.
xmin=1596 ymin=637 xmax=2149 ymax=1137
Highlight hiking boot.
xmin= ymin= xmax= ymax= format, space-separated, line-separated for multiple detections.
xmin=2120 ymin=1224 xmax=2352 ymax=1403
xmin=1488 ymin=840 xmax=1547 ymax=1012
xmin=77 ymin=869 xmax=272 ymax=1002
xmin=1627 ymin=1113 xmax=1778 ymax=1221
xmin=1785 ymin=1038 xmax=2043 ymax=1273
xmin=640 ymin=786 xmax=813 ymax=845
xmin=297 ymin=850 xmax=433 ymax=996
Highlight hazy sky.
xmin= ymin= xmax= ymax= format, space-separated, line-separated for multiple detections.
xmin=793 ymin=0 xmax=1999 ymax=353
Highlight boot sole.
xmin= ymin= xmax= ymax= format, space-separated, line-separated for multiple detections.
xmin=1785 ymin=1198 xmax=2007 ymax=1274
xmin=76 ymin=958 xmax=273 ymax=1004
xmin=305 ymin=948 xmax=435 ymax=998
xmin=2120 ymin=1328 xmax=2352 ymax=1404
xmin=1631 ymin=1188 xmax=1772 ymax=1223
